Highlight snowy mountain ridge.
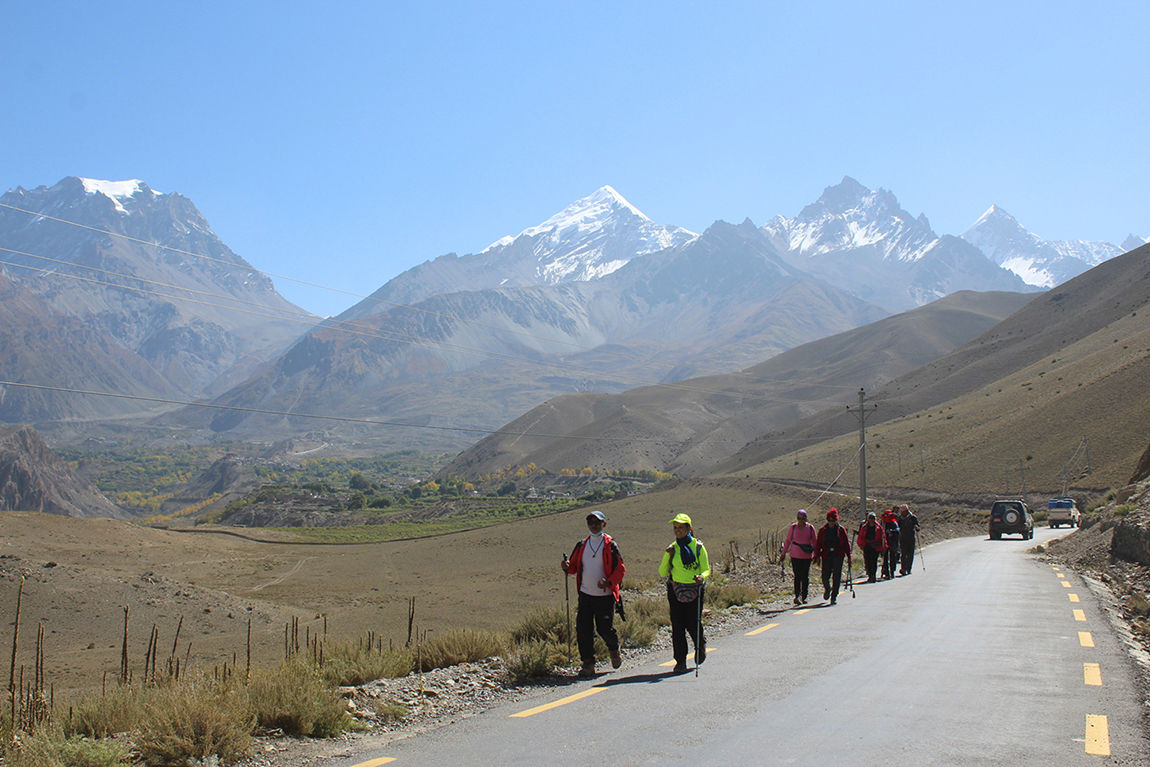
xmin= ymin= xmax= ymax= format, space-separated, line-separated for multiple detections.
xmin=960 ymin=205 xmax=1126 ymax=288
xmin=482 ymin=185 xmax=696 ymax=284
xmin=758 ymin=177 xmax=1035 ymax=312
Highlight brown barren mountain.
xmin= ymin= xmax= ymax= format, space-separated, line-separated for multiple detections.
xmin=438 ymin=290 xmax=1035 ymax=480
xmin=0 ymin=425 xmax=124 ymax=518
xmin=721 ymin=242 xmax=1150 ymax=496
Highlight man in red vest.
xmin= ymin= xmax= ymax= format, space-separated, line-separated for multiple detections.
xmin=562 ymin=510 xmax=626 ymax=677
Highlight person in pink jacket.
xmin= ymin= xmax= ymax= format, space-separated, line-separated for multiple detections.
xmin=780 ymin=509 xmax=817 ymax=604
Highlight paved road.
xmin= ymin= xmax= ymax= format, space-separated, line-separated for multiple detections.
xmin=337 ymin=529 xmax=1149 ymax=766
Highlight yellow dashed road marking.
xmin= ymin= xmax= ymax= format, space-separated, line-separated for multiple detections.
xmin=1062 ymin=581 xmax=1072 ymax=588
xmin=746 ymin=623 xmax=779 ymax=636
xmin=1057 ymin=573 xmax=1066 ymax=579
xmin=1079 ymin=632 xmax=1095 ymax=648
xmin=1085 ymin=714 xmax=1110 ymax=755
xmin=1069 ymin=593 xmax=1080 ymax=602
xmin=1073 ymin=609 xmax=1086 ymax=621
xmin=1084 ymin=663 xmax=1102 ymax=686
xmin=510 ymin=688 xmax=604 ymax=717
xmin=658 ymin=648 xmax=717 ymax=667
xmin=349 ymin=758 xmax=396 ymax=767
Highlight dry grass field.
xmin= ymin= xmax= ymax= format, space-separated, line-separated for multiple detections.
xmin=0 ymin=480 xmax=826 ymax=696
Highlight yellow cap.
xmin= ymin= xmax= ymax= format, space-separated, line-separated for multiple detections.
xmin=670 ymin=513 xmax=692 ymax=525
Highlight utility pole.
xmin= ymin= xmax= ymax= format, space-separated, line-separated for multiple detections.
xmin=846 ymin=388 xmax=878 ymax=523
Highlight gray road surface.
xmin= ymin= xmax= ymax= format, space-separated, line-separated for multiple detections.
xmin=336 ymin=528 xmax=1148 ymax=766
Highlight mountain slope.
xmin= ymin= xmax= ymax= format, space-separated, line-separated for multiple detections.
xmin=169 ymin=220 xmax=888 ymax=452
xmin=436 ymin=290 xmax=1035 ymax=480
xmin=716 ymin=241 xmax=1150 ymax=491
xmin=762 ymin=177 xmax=1039 ymax=312
xmin=0 ymin=424 xmax=124 ymax=517
xmin=0 ymin=177 xmax=309 ymax=423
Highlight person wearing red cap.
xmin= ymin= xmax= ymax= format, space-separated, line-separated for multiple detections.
xmin=562 ymin=510 xmax=626 ymax=677
xmin=856 ymin=511 xmax=886 ymax=583
xmin=813 ymin=508 xmax=852 ymax=604
xmin=780 ymin=509 xmax=817 ymax=605
xmin=881 ymin=508 xmax=901 ymax=579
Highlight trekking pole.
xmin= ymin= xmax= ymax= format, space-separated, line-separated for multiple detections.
xmin=848 ymin=560 xmax=855 ymax=598
xmin=695 ymin=581 xmax=705 ymax=677
xmin=562 ymin=553 xmax=572 ymax=664
xmin=916 ymin=529 xmax=925 ymax=571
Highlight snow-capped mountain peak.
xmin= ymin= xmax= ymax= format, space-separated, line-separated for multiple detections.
xmin=78 ymin=178 xmax=159 ymax=214
xmin=961 ymin=205 xmax=1123 ymax=288
xmin=479 ymin=186 xmax=696 ymax=284
xmin=518 ymin=185 xmax=645 ymax=240
xmin=764 ymin=176 xmax=935 ymax=262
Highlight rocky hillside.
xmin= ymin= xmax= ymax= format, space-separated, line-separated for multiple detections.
xmin=0 ymin=425 xmax=123 ymax=518
xmin=0 ymin=177 xmax=308 ymax=425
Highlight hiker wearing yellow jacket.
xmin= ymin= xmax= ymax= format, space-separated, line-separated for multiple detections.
xmin=659 ymin=513 xmax=710 ymax=674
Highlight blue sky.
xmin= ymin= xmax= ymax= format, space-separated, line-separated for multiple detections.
xmin=3 ymin=1 xmax=1147 ymax=317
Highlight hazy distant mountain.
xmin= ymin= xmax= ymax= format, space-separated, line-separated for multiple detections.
xmin=960 ymin=205 xmax=1126 ymax=288
xmin=0 ymin=424 xmax=123 ymax=517
xmin=339 ymin=186 xmax=696 ymax=320
xmin=0 ymin=177 xmax=308 ymax=422
xmin=1122 ymin=234 xmax=1149 ymax=251
xmin=762 ymin=177 xmax=1038 ymax=312
xmin=171 ymin=219 xmax=887 ymax=451
xmin=437 ymin=290 xmax=1035 ymax=480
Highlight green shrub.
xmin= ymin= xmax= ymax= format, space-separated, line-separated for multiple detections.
xmin=247 ymin=657 xmax=349 ymax=739
xmin=1115 ymin=504 xmax=1135 ymax=518
xmin=135 ymin=680 xmax=254 ymax=766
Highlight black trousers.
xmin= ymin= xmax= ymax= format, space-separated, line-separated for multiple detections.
xmin=576 ymin=592 xmax=619 ymax=664
xmin=863 ymin=548 xmax=881 ymax=581
xmin=667 ymin=591 xmax=704 ymax=664
xmin=901 ymin=541 xmax=916 ymax=574
xmin=821 ymin=555 xmax=845 ymax=600
xmin=882 ymin=546 xmax=899 ymax=578
xmin=791 ymin=557 xmax=812 ymax=600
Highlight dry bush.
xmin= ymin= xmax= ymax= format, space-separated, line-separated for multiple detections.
xmin=247 ymin=657 xmax=349 ymax=738
xmin=705 ymin=581 xmax=761 ymax=610
xmin=508 ymin=607 xmax=570 ymax=645
xmin=63 ymin=684 xmax=147 ymax=739
xmin=418 ymin=629 xmax=505 ymax=672
xmin=134 ymin=680 xmax=254 ymax=766
xmin=504 ymin=639 xmax=561 ymax=682
xmin=317 ymin=642 xmax=413 ymax=687
xmin=624 ymin=594 xmax=672 ymax=629
xmin=1 ymin=724 xmax=131 ymax=767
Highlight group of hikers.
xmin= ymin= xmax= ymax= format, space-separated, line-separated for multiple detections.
xmin=780 ymin=505 xmax=921 ymax=606
xmin=559 ymin=503 xmax=920 ymax=678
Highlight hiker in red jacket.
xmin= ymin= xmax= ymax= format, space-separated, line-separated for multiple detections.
xmin=813 ymin=508 xmax=852 ymax=605
xmin=856 ymin=510 xmax=887 ymax=583
xmin=562 ymin=510 xmax=626 ymax=677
